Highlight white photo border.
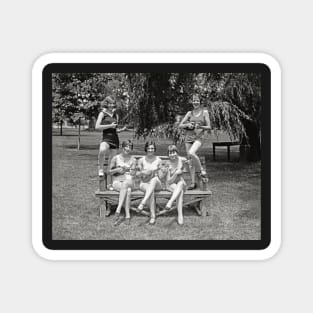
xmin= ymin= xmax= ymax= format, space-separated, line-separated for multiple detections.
xmin=32 ymin=53 xmax=281 ymax=260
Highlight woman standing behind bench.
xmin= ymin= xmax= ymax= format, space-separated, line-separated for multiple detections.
xmin=108 ymin=140 xmax=136 ymax=225
xmin=95 ymin=96 xmax=127 ymax=178
xmin=136 ymin=141 xmax=162 ymax=225
xmin=178 ymin=93 xmax=211 ymax=190
xmin=164 ymin=145 xmax=187 ymax=225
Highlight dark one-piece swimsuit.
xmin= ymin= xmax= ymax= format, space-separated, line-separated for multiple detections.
xmin=101 ymin=110 xmax=119 ymax=149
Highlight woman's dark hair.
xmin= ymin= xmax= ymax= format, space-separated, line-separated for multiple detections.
xmin=144 ymin=141 xmax=156 ymax=152
xmin=122 ymin=140 xmax=133 ymax=150
xmin=190 ymin=93 xmax=201 ymax=103
xmin=167 ymin=144 xmax=178 ymax=156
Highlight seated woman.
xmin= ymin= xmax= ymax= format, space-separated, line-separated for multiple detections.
xmin=164 ymin=145 xmax=187 ymax=225
xmin=108 ymin=140 xmax=136 ymax=225
xmin=136 ymin=141 xmax=162 ymax=225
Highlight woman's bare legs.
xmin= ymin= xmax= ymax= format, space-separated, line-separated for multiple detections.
xmin=139 ymin=184 xmax=156 ymax=224
xmin=106 ymin=149 xmax=117 ymax=188
xmin=98 ymin=142 xmax=110 ymax=176
xmin=115 ymin=181 xmax=132 ymax=214
xmin=125 ymin=187 xmax=131 ymax=219
xmin=177 ymin=190 xmax=184 ymax=225
xmin=166 ymin=181 xmax=185 ymax=209
xmin=149 ymin=192 xmax=156 ymax=223
xmin=138 ymin=177 xmax=160 ymax=210
xmin=185 ymin=140 xmax=204 ymax=188
xmin=113 ymin=181 xmax=132 ymax=225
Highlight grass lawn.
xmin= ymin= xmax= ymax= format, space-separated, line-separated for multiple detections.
xmin=52 ymin=128 xmax=261 ymax=240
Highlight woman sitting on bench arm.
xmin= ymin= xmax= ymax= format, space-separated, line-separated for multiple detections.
xmin=164 ymin=145 xmax=187 ymax=225
xmin=109 ymin=140 xmax=136 ymax=226
xmin=178 ymin=93 xmax=211 ymax=190
xmin=136 ymin=141 xmax=163 ymax=225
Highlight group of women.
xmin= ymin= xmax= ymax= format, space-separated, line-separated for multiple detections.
xmin=95 ymin=94 xmax=211 ymax=226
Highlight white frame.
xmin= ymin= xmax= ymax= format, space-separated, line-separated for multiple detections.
xmin=32 ymin=53 xmax=281 ymax=260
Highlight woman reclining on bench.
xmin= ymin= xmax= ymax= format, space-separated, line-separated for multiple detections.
xmin=109 ymin=140 xmax=136 ymax=226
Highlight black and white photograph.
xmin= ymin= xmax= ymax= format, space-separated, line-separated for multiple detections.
xmin=46 ymin=63 xmax=270 ymax=248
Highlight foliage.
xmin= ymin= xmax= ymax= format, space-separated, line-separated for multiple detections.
xmin=52 ymin=71 xmax=262 ymax=159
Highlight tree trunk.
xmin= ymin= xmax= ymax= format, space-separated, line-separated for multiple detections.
xmin=241 ymin=121 xmax=261 ymax=162
xmin=60 ymin=120 xmax=63 ymax=136
xmin=77 ymin=119 xmax=81 ymax=150
xmin=88 ymin=117 xmax=95 ymax=131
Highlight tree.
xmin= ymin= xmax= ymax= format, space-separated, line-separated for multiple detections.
xmin=52 ymin=72 xmax=262 ymax=161
xmin=125 ymin=72 xmax=262 ymax=161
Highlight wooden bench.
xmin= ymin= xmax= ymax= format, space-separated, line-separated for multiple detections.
xmin=95 ymin=155 xmax=212 ymax=218
xmin=212 ymin=141 xmax=240 ymax=161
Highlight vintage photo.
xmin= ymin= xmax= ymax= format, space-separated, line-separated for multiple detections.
xmin=51 ymin=70 xmax=264 ymax=243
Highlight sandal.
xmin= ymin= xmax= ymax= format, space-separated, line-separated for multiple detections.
xmin=164 ymin=205 xmax=171 ymax=211
xmin=113 ymin=213 xmax=122 ymax=226
xmin=177 ymin=217 xmax=184 ymax=226
xmin=148 ymin=217 xmax=156 ymax=225
xmin=105 ymin=208 xmax=111 ymax=217
xmin=124 ymin=217 xmax=131 ymax=225
xmin=200 ymin=169 xmax=207 ymax=177
xmin=187 ymin=183 xmax=197 ymax=190
xmin=136 ymin=202 xmax=144 ymax=212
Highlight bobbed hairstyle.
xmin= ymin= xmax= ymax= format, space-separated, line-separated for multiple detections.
xmin=190 ymin=93 xmax=201 ymax=103
xmin=101 ymin=96 xmax=115 ymax=109
xmin=167 ymin=144 xmax=178 ymax=156
xmin=121 ymin=140 xmax=133 ymax=150
xmin=144 ymin=141 xmax=156 ymax=152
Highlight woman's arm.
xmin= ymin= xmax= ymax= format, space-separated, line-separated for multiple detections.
xmin=197 ymin=110 xmax=211 ymax=130
xmin=108 ymin=156 xmax=124 ymax=175
xmin=167 ymin=171 xmax=178 ymax=185
xmin=116 ymin=126 xmax=127 ymax=133
xmin=178 ymin=111 xmax=193 ymax=129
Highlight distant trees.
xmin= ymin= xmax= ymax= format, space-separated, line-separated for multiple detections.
xmin=52 ymin=72 xmax=262 ymax=160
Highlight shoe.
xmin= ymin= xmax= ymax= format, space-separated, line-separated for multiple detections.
xmin=200 ymin=169 xmax=207 ymax=177
xmin=105 ymin=208 xmax=111 ymax=217
xmin=113 ymin=212 xmax=122 ymax=226
xmin=148 ymin=217 xmax=156 ymax=225
xmin=177 ymin=217 xmax=184 ymax=225
xmin=124 ymin=217 xmax=131 ymax=225
xmin=107 ymin=184 xmax=114 ymax=191
xmin=187 ymin=183 xmax=197 ymax=190
xmin=98 ymin=169 xmax=104 ymax=177
xmin=164 ymin=205 xmax=171 ymax=211
xmin=137 ymin=202 xmax=144 ymax=212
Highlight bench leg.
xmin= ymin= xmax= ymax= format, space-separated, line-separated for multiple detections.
xmin=99 ymin=198 xmax=107 ymax=218
xmin=213 ymin=145 xmax=216 ymax=161
xmin=200 ymin=197 xmax=210 ymax=217
xmin=194 ymin=203 xmax=202 ymax=216
xmin=227 ymin=146 xmax=230 ymax=162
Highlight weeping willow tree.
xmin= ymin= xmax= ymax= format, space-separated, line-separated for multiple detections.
xmin=125 ymin=72 xmax=262 ymax=161
xmin=53 ymin=72 xmax=262 ymax=160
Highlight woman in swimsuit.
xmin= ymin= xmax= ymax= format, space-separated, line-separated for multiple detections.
xmin=136 ymin=141 xmax=163 ymax=225
xmin=164 ymin=145 xmax=187 ymax=225
xmin=178 ymin=94 xmax=211 ymax=189
xmin=108 ymin=140 xmax=136 ymax=226
xmin=95 ymin=96 xmax=127 ymax=177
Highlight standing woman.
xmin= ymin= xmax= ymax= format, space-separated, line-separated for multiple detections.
xmin=178 ymin=94 xmax=211 ymax=189
xmin=136 ymin=141 xmax=162 ymax=225
xmin=109 ymin=140 xmax=136 ymax=225
xmin=95 ymin=96 xmax=126 ymax=178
